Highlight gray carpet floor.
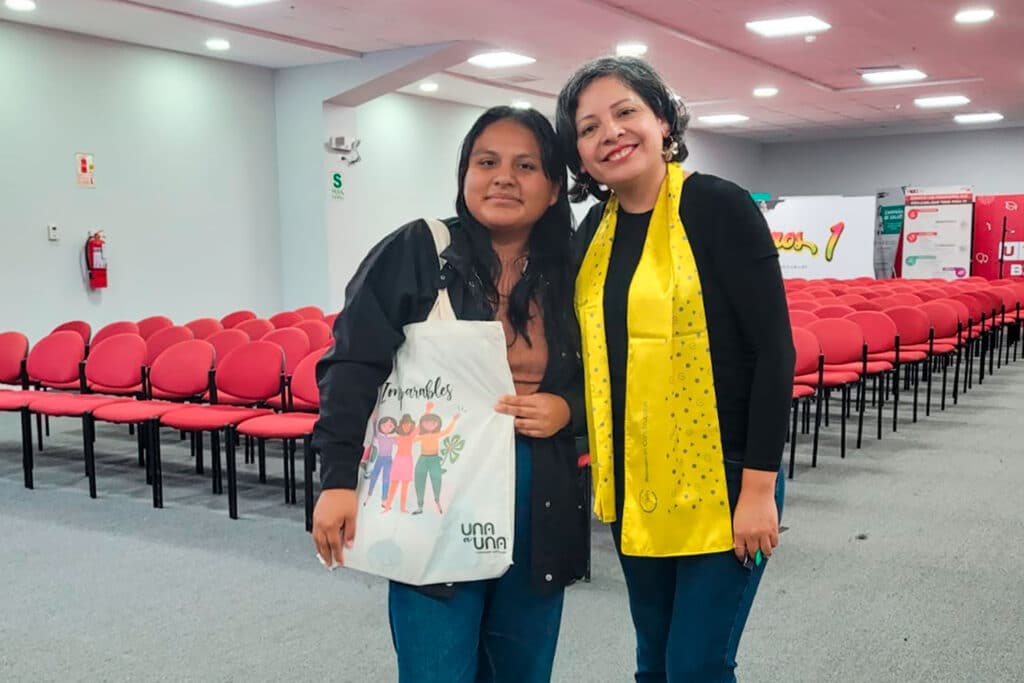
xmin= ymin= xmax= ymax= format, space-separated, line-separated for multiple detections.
xmin=1 ymin=358 xmax=1022 ymax=682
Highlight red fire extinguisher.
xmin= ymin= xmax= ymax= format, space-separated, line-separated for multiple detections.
xmin=84 ymin=230 xmax=108 ymax=290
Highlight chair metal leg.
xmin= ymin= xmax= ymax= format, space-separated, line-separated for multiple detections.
xmin=925 ymin=357 xmax=934 ymax=417
xmin=812 ymin=387 xmax=824 ymax=467
xmin=877 ymin=374 xmax=885 ymax=440
xmin=258 ymin=439 xmax=267 ymax=483
xmin=290 ymin=440 xmax=298 ymax=505
xmin=282 ymin=439 xmax=291 ymax=504
xmin=789 ymin=399 xmax=799 ymax=479
xmin=36 ymin=412 xmax=44 ymax=452
xmin=150 ymin=419 xmax=163 ymax=509
xmin=83 ymin=414 xmax=97 ymax=499
xmin=211 ymin=430 xmax=222 ymax=495
xmin=840 ymin=386 xmax=848 ymax=459
xmin=21 ymin=407 xmax=34 ymax=489
xmin=304 ymin=435 xmax=315 ymax=532
xmin=226 ymin=427 xmax=238 ymax=519
xmin=912 ymin=363 xmax=920 ymax=423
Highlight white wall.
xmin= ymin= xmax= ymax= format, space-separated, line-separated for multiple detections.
xmin=323 ymin=94 xmax=485 ymax=310
xmin=758 ymin=127 xmax=1024 ymax=197
xmin=0 ymin=21 xmax=281 ymax=343
xmin=686 ymin=129 xmax=763 ymax=191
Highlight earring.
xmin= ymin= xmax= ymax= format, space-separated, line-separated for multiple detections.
xmin=661 ymin=139 xmax=679 ymax=162
xmin=578 ymin=173 xmax=594 ymax=193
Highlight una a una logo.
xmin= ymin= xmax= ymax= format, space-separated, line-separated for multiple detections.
xmin=331 ymin=173 xmax=344 ymax=199
xmin=462 ymin=522 xmax=508 ymax=553
xmin=771 ymin=222 xmax=846 ymax=262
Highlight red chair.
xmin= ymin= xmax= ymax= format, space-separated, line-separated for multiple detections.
xmin=137 ymin=315 xmax=174 ymax=340
xmin=92 ymin=321 xmax=141 ymax=348
xmin=803 ymin=319 xmax=866 ymax=461
xmin=145 ymin=326 xmax=194 ymax=365
xmin=269 ymin=311 xmax=303 ymax=329
xmin=883 ymin=306 xmax=954 ymax=425
xmin=220 ymin=310 xmax=257 ymax=329
xmin=27 ymin=334 xmax=146 ymax=498
xmin=294 ymin=320 xmax=331 ymax=350
xmin=235 ymin=318 xmax=274 ymax=340
xmin=323 ymin=312 xmax=339 ymax=331
xmin=294 ymin=306 xmax=325 ymax=320
xmin=788 ymin=300 xmax=820 ymax=311
xmin=789 ymin=310 xmax=818 ymax=328
xmin=260 ymin=328 xmax=310 ymax=376
xmin=93 ymin=340 xmax=217 ymax=508
xmin=0 ymin=331 xmax=29 ymax=390
xmin=837 ymin=294 xmax=869 ymax=305
xmin=52 ymin=320 xmax=91 ymax=345
xmin=849 ymin=300 xmax=882 ymax=312
xmin=159 ymin=342 xmax=284 ymax=517
xmin=789 ymin=328 xmax=820 ymax=478
xmin=205 ymin=329 xmax=249 ymax=369
xmin=235 ymin=349 xmax=323 ymax=528
xmin=815 ymin=305 xmax=857 ymax=319
xmin=918 ymin=301 xmax=963 ymax=412
xmin=185 ymin=318 xmax=224 ymax=340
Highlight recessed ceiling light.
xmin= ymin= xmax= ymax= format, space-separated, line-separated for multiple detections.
xmin=467 ymin=51 xmax=536 ymax=69
xmin=699 ymin=114 xmax=750 ymax=125
xmin=203 ymin=0 xmax=280 ymax=6
xmin=955 ymin=7 xmax=995 ymax=23
xmin=753 ymin=86 xmax=779 ymax=98
xmin=205 ymin=38 xmax=231 ymax=51
xmin=955 ymin=112 xmax=1004 ymax=124
xmin=860 ymin=68 xmax=927 ymax=84
xmin=616 ymin=42 xmax=648 ymax=57
xmin=418 ymin=81 xmax=439 ymax=93
xmin=4 ymin=0 xmax=37 ymax=11
xmin=746 ymin=16 xmax=831 ymax=38
xmin=511 ymin=101 xmax=532 ymax=110
xmin=914 ymin=95 xmax=970 ymax=108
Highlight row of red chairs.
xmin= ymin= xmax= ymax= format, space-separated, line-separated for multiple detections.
xmin=786 ymin=278 xmax=1024 ymax=479
xmin=0 ymin=327 xmax=329 ymax=529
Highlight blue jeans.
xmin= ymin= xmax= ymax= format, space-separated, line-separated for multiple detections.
xmin=388 ymin=439 xmax=564 ymax=683
xmin=612 ymin=460 xmax=786 ymax=683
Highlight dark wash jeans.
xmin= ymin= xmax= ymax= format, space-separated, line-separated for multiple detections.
xmin=388 ymin=438 xmax=564 ymax=683
xmin=612 ymin=460 xmax=786 ymax=683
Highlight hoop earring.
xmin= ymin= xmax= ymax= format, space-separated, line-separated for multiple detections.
xmin=662 ymin=139 xmax=680 ymax=162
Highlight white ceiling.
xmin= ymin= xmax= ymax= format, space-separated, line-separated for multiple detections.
xmin=4 ymin=0 xmax=1023 ymax=141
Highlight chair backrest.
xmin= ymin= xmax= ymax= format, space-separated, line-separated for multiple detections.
xmin=888 ymin=293 xmax=924 ymax=306
xmin=27 ymin=331 xmax=87 ymax=385
xmin=936 ymin=298 xmax=970 ymax=328
xmin=85 ymin=333 xmax=147 ymax=389
xmin=184 ymin=317 xmax=224 ymax=340
xmin=235 ymin=318 xmax=275 ymax=340
xmin=918 ymin=301 xmax=960 ymax=339
xmin=814 ymin=304 xmax=857 ymax=319
xmin=206 ymin=329 xmax=250 ymax=368
xmin=787 ymin=291 xmax=816 ymax=302
xmin=294 ymin=305 xmax=325 ymax=320
xmin=323 ymin=312 xmax=339 ymax=331
xmin=844 ymin=311 xmax=897 ymax=354
xmin=260 ymin=327 xmax=311 ymax=375
xmin=787 ymin=299 xmax=819 ymax=311
xmin=789 ymin=310 xmax=818 ymax=327
xmin=269 ymin=311 xmax=303 ymax=329
xmin=92 ymin=320 xmax=141 ymax=347
xmin=0 ymin=331 xmax=29 ymax=386
xmin=216 ymin=341 xmax=284 ymax=403
xmin=883 ymin=306 xmax=931 ymax=346
xmin=806 ymin=319 xmax=864 ymax=365
xmin=836 ymin=294 xmax=868 ymax=305
xmin=145 ymin=325 xmax=194 ymax=365
xmin=849 ymin=300 xmax=882 ymax=312
xmin=791 ymin=327 xmax=821 ymax=376
xmin=293 ymin=320 xmax=331 ymax=350
xmin=137 ymin=315 xmax=174 ymax=340
xmin=967 ymin=289 xmax=1001 ymax=316
xmin=290 ymin=346 xmax=329 ymax=406
xmin=914 ymin=288 xmax=948 ymax=302
xmin=950 ymin=293 xmax=987 ymax=323
xmin=51 ymin=320 xmax=92 ymax=345
xmin=991 ymin=286 xmax=1021 ymax=310
xmin=149 ymin=340 xmax=216 ymax=398
xmin=220 ymin=309 xmax=257 ymax=329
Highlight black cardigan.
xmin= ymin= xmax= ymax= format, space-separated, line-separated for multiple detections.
xmin=574 ymin=172 xmax=795 ymax=472
xmin=313 ymin=217 xmax=589 ymax=594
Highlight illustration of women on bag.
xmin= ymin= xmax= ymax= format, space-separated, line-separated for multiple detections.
xmin=362 ymin=416 xmax=398 ymax=507
xmin=383 ymin=414 xmax=418 ymax=513
xmin=412 ymin=403 xmax=461 ymax=515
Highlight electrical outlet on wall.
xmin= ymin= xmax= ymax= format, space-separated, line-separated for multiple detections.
xmin=47 ymin=224 xmax=59 ymax=241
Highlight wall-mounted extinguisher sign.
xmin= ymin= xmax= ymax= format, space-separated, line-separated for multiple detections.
xmin=85 ymin=230 xmax=108 ymax=290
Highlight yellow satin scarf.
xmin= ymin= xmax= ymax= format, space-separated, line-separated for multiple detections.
xmin=575 ymin=164 xmax=734 ymax=557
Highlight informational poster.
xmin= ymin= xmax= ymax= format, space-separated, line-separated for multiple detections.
xmin=76 ymin=153 xmax=95 ymax=188
xmin=973 ymin=195 xmax=1024 ymax=279
xmin=762 ymin=195 xmax=876 ymax=279
xmin=875 ymin=187 xmax=904 ymax=279
xmin=900 ymin=186 xmax=973 ymax=280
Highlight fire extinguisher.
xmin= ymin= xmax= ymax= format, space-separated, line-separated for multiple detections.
xmin=84 ymin=230 xmax=108 ymax=290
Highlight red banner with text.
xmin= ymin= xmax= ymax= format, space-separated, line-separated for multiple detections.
xmin=973 ymin=195 xmax=1024 ymax=280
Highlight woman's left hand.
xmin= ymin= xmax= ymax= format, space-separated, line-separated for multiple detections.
xmin=495 ymin=393 xmax=570 ymax=438
xmin=731 ymin=469 xmax=779 ymax=564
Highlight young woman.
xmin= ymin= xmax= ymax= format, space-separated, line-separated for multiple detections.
xmin=312 ymin=106 xmax=588 ymax=682
xmin=556 ymin=57 xmax=794 ymax=682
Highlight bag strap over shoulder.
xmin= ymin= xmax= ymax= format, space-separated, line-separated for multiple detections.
xmin=423 ymin=218 xmax=457 ymax=322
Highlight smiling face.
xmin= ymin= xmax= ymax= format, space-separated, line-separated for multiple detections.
xmin=573 ymin=76 xmax=670 ymax=194
xmin=462 ymin=118 xmax=559 ymax=237
xmin=419 ymin=415 xmax=442 ymax=434
xmin=378 ymin=417 xmax=397 ymax=435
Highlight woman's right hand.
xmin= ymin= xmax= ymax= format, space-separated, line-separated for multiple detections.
xmin=312 ymin=488 xmax=359 ymax=569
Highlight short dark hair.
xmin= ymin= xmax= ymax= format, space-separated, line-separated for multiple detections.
xmin=555 ymin=56 xmax=690 ymax=202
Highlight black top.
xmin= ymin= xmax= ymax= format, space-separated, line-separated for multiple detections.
xmin=313 ymin=217 xmax=589 ymax=594
xmin=576 ymin=172 xmax=794 ymax=476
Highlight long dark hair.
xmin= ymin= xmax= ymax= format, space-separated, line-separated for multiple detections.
xmin=454 ymin=107 xmax=576 ymax=359
xmin=555 ymin=56 xmax=690 ymax=202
